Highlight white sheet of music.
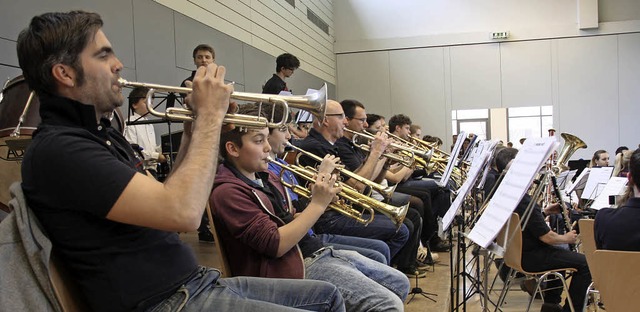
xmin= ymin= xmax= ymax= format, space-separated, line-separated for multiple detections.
xmin=476 ymin=141 xmax=499 ymax=189
xmin=442 ymin=151 xmax=490 ymax=231
xmin=467 ymin=137 xmax=557 ymax=248
xmin=590 ymin=177 xmax=628 ymax=210
xmin=581 ymin=167 xmax=614 ymax=200
xmin=440 ymin=131 xmax=466 ymax=187
xmin=566 ymin=168 xmax=590 ymax=194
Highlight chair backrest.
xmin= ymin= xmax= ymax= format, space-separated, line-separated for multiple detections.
xmin=205 ymin=203 xmax=232 ymax=277
xmin=501 ymin=213 xmax=526 ymax=273
xmin=49 ymin=251 xmax=89 ymax=312
xmin=578 ymin=219 xmax=597 ymax=284
xmin=591 ymin=249 xmax=640 ymax=312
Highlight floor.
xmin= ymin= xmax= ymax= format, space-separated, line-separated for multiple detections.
xmin=181 ymin=232 xmax=568 ymax=312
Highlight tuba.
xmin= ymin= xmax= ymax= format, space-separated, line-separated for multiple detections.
xmin=552 ymin=133 xmax=587 ymax=174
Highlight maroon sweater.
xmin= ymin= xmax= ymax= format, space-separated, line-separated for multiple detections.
xmin=210 ymin=164 xmax=305 ymax=279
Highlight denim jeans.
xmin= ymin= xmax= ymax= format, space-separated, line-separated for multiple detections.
xmin=316 ymin=233 xmax=390 ymax=264
xmin=147 ymin=267 xmax=345 ymax=312
xmin=304 ymin=248 xmax=410 ymax=312
xmin=313 ymin=211 xmax=409 ymax=258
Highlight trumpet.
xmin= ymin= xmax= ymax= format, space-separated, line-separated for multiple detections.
xmin=286 ymin=142 xmax=397 ymax=199
xmin=267 ymin=157 xmax=408 ymax=228
xmin=343 ymin=128 xmax=415 ymax=168
xmin=380 ymin=131 xmax=433 ymax=161
xmin=118 ymin=78 xmax=327 ymax=130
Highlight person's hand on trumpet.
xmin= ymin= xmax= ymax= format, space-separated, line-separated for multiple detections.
xmin=309 ymin=174 xmax=341 ymax=210
xmin=369 ymin=131 xmax=391 ymax=159
xmin=183 ymin=63 xmax=236 ymax=132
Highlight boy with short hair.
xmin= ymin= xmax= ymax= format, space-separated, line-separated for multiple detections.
xmin=210 ymin=105 xmax=410 ymax=312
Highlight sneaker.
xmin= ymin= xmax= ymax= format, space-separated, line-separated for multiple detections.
xmin=198 ymin=230 xmax=215 ymax=243
xmin=416 ymin=260 xmax=431 ymax=270
xmin=540 ymin=302 xmax=562 ymax=312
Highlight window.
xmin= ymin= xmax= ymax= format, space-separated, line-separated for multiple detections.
xmin=451 ymin=109 xmax=489 ymax=140
xmin=508 ymin=106 xmax=553 ymax=147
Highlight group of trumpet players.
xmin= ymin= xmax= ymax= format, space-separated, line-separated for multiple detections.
xmin=11 ymin=9 xmax=638 ymax=312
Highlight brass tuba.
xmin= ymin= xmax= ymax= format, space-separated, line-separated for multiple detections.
xmin=552 ymin=133 xmax=587 ymax=174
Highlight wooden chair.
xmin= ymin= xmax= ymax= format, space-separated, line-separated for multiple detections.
xmin=49 ymin=251 xmax=89 ymax=312
xmin=205 ymin=203 xmax=232 ymax=277
xmin=578 ymin=219 xmax=599 ymax=310
xmin=590 ymin=249 xmax=640 ymax=312
xmin=495 ymin=213 xmax=576 ymax=312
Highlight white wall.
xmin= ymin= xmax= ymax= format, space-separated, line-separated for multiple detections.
xmin=335 ymin=0 xmax=640 ymax=160
xmin=154 ymin=0 xmax=336 ymax=84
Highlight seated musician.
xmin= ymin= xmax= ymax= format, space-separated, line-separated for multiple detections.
xmin=295 ymin=100 xmax=410 ymax=263
xmin=589 ymin=149 xmax=610 ymax=168
xmin=495 ymin=148 xmax=591 ymax=312
xmin=209 ymin=105 xmax=410 ymax=312
xmin=16 ymin=11 xmax=344 ymax=312
xmin=261 ymin=103 xmax=391 ymax=265
xmin=387 ymin=114 xmax=452 ymax=252
xmin=336 ymin=100 xmax=430 ymax=275
xmin=595 ymin=148 xmax=640 ymax=251
xmin=123 ymin=86 xmax=166 ymax=176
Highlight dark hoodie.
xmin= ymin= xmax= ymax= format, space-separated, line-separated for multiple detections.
xmin=210 ymin=163 xmax=308 ymax=278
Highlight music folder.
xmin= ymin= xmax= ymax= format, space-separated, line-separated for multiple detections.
xmin=467 ymin=137 xmax=557 ymax=248
xmin=438 ymin=131 xmax=466 ymax=187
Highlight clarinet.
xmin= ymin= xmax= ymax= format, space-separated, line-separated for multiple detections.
xmin=550 ymin=175 xmax=577 ymax=251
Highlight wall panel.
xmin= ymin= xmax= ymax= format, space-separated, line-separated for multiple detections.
xmin=556 ymin=35 xmax=619 ymax=160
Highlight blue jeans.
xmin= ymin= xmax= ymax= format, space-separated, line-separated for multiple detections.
xmin=316 ymin=233 xmax=390 ymax=264
xmin=147 ymin=267 xmax=345 ymax=312
xmin=305 ymin=248 xmax=409 ymax=312
xmin=313 ymin=211 xmax=409 ymax=258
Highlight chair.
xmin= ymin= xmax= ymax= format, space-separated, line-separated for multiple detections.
xmin=590 ymin=249 xmax=640 ymax=312
xmin=495 ymin=213 xmax=576 ymax=312
xmin=205 ymin=203 xmax=232 ymax=277
xmin=578 ymin=219 xmax=599 ymax=309
xmin=49 ymin=251 xmax=89 ymax=312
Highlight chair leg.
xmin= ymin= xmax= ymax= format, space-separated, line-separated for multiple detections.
xmin=583 ymin=282 xmax=594 ymax=312
xmin=549 ymin=272 xmax=575 ymax=312
xmin=494 ymin=267 xmax=517 ymax=312
xmin=525 ymin=275 xmax=545 ymax=312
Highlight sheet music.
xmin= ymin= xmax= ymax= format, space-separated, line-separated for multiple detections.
xmin=467 ymin=137 xmax=557 ymax=248
xmin=279 ymin=91 xmax=293 ymax=96
xmin=590 ymin=177 xmax=628 ymax=210
xmin=476 ymin=141 xmax=499 ymax=189
xmin=439 ymin=131 xmax=466 ymax=187
xmin=581 ymin=167 xmax=614 ymax=200
xmin=558 ymin=170 xmax=577 ymax=190
xmin=566 ymin=168 xmax=590 ymax=194
xmin=442 ymin=151 xmax=490 ymax=231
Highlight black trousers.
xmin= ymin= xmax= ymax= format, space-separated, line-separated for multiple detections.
xmin=391 ymin=208 xmax=422 ymax=271
xmin=521 ymin=246 xmax=591 ymax=312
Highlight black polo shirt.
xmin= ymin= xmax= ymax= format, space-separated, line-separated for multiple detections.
xmin=296 ymin=128 xmax=340 ymax=168
xmin=514 ymin=194 xmax=552 ymax=252
xmin=335 ymin=136 xmax=366 ymax=172
xmin=262 ymin=74 xmax=287 ymax=94
xmin=21 ymin=94 xmax=198 ymax=312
